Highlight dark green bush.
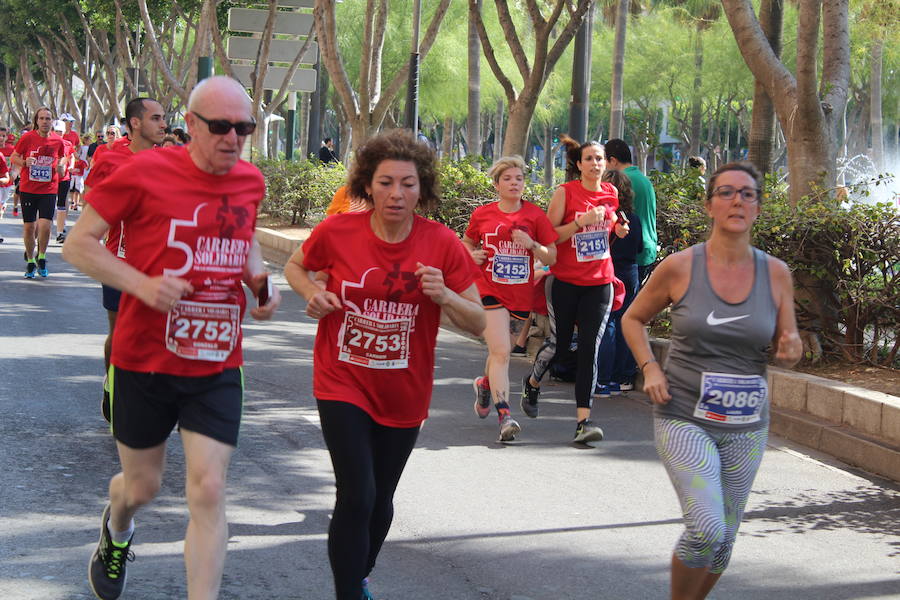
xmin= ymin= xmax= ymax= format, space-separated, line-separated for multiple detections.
xmin=255 ymin=159 xmax=346 ymax=225
xmin=650 ymin=169 xmax=900 ymax=366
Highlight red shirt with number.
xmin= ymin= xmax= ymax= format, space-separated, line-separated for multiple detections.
xmin=14 ymin=130 xmax=66 ymax=195
xmin=463 ymin=201 xmax=558 ymax=312
xmin=550 ymin=180 xmax=619 ymax=286
xmin=60 ymin=140 xmax=75 ymax=181
xmin=302 ymin=211 xmax=477 ymax=427
xmin=87 ymin=145 xmax=265 ymax=376
xmin=86 ymin=139 xmax=133 ymax=258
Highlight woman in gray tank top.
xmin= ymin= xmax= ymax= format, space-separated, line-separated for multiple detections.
xmin=621 ymin=162 xmax=802 ymax=600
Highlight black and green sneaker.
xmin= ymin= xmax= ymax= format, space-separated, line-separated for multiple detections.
xmin=88 ymin=504 xmax=134 ymax=600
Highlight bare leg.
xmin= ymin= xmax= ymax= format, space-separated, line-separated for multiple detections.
xmin=671 ymin=554 xmax=719 ymax=600
xmin=105 ymin=310 xmax=118 ymax=370
xmin=483 ymin=308 xmax=512 ymax=407
xmin=108 ymin=441 xmax=167 ymax=532
xmin=181 ymin=428 xmax=234 ymax=600
xmin=36 ymin=218 xmax=51 ymax=255
xmin=56 ymin=207 xmax=67 ymax=236
xmin=514 ymin=313 xmax=532 ymax=349
xmin=23 ymin=222 xmax=36 ymax=259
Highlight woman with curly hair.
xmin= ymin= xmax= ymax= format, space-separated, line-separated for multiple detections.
xmin=285 ymin=129 xmax=484 ymax=599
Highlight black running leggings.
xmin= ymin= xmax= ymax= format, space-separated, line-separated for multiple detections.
xmin=530 ymin=276 xmax=613 ymax=408
xmin=317 ymin=399 xmax=420 ymax=600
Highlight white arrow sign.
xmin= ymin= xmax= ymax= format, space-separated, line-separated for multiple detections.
xmin=227 ymin=8 xmax=313 ymax=35
xmin=230 ymin=64 xmax=317 ymax=92
xmin=227 ymin=37 xmax=318 ymax=64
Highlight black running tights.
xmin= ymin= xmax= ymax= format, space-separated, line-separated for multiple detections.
xmin=317 ymin=399 xmax=420 ymax=600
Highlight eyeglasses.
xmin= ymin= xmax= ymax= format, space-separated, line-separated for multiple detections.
xmin=106 ymin=131 xmax=118 ymax=136
xmin=192 ymin=113 xmax=256 ymax=136
xmin=712 ymin=186 xmax=760 ymax=203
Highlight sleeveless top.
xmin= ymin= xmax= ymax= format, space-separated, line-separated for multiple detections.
xmin=656 ymin=243 xmax=777 ymax=432
xmin=550 ymin=180 xmax=618 ymax=286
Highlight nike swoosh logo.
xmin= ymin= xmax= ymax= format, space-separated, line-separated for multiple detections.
xmin=706 ymin=311 xmax=750 ymax=326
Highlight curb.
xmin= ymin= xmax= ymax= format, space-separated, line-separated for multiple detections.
xmin=256 ymin=227 xmax=900 ymax=483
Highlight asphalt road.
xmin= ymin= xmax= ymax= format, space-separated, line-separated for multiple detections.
xmin=1 ymin=214 xmax=899 ymax=600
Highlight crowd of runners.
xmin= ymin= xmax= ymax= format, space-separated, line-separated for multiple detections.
xmin=1 ymin=74 xmax=802 ymax=600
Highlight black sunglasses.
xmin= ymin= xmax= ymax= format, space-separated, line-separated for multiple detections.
xmin=192 ymin=113 xmax=256 ymax=136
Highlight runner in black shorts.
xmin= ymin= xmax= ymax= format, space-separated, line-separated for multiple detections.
xmin=11 ymin=107 xmax=67 ymax=278
xmin=463 ymin=156 xmax=558 ymax=442
xmin=64 ymin=77 xmax=280 ymax=600
xmin=52 ymin=119 xmax=75 ymax=243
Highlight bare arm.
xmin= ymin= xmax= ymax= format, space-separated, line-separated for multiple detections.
xmin=621 ymin=252 xmax=689 ymax=404
xmin=415 ymin=262 xmax=485 ymax=336
xmin=462 ymin=235 xmax=487 ymax=265
xmin=768 ymin=256 xmax=802 ymax=368
xmin=547 ymin=185 xmax=605 ymax=244
xmin=284 ymin=246 xmax=342 ymax=320
xmin=10 ymin=151 xmax=24 ymax=169
xmin=243 ymin=237 xmax=281 ymax=320
xmin=62 ymin=204 xmax=194 ymax=312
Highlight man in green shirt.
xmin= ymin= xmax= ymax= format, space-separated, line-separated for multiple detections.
xmin=604 ymin=138 xmax=658 ymax=284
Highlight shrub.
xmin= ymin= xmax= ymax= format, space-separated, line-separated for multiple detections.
xmin=255 ymin=159 xmax=346 ymax=225
xmin=650 ymin=168 xmax=900 ymax=366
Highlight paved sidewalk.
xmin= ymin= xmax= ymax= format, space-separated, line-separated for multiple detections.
xmin=1 ymin=217 xmax=899 ymax=599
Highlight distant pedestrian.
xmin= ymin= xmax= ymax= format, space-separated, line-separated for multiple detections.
xmin=318 ymin=137 xmax=338 ymax=163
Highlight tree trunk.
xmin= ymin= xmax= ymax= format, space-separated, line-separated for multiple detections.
xmin=869 ymin=39 xmax=884 ymax=171
xmin=442 ymin=117 xmax=454 ymax=159
xmin=544 ymin=123 xmax=555 ymax=188
xmin=689 ymin=29 xmax=703 ymax=157
xmin=747 ymin=0 xmax=784 ymax=175
xmin=467 ymin=0 xmax=482 ymax=158
xmin=609 ymin=0 xmax=629 ymax=140
xmin=494 ymin=98 xmax=504 ymax=161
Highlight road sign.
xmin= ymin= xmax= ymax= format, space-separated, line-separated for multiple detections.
xmin=277 ymin=0 xmax=315 ymax=7
xmin=228 ymin=8 xmax=313 ymax=35
xmin=227 ymin=37 xmax=318 ymax=64
xmin=230 ymin=64 xmax=317 ymax=92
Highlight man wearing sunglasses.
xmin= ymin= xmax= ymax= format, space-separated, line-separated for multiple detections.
xmin=65 ymin=76 xmax=281 ymax=600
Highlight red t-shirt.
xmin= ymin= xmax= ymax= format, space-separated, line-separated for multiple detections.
xmin=0 ymin=143 xmax=14 ymax=158
xmin=87 ymin=145 xmax=265 ymax=376
xmin=71 ymin=159 xmax=88 ymax=177
xmin=464 ymin=201 xmax=558 ymax=312
xmin=63 ymin=130 xmax=81 ymax=148
xmin=14 ymin=131 xmax=66 ymax=194
xmin=550 ymin=180 xmax=619 ymax=286
xmin=60 ymin=140 xmax=75 ymax=181
xmin=302 ymin=211 xmax=477 ymax=427
xmin=86 ymin=139 xmax=133 ymax=258
xmin=0 ymin=154 xmax=9 ymax=185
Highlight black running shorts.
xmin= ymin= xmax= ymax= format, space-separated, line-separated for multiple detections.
xmin=480 ymin=295 xmax=529 ymax=320
xmin=20 ymin=192 xmax=56 ymax=223
xmin=56 ymin=179 xmax=71 ymax=209
xmin=109 ymin=366 xmax=244 ymax=449
xmin=102 ymin=284 xmax=121 ymax=312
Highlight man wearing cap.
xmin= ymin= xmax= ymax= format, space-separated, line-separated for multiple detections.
xmin=52 ymin=120 xmax=77 ymax=242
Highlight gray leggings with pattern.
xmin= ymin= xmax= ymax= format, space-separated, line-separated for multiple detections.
xmin=654 ymin=417 xmax=767 ymax=573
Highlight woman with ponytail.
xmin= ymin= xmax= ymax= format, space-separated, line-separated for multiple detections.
xmin=520 ymin=136 xmax=629 ymax=443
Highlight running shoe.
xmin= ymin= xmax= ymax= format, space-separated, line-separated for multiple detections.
xmin=101 ymin=374 xmax=111 ymax=424
xmin=573 ymin=419 xmax=604 ymax=443
xmin=37 ymin=257 xmax=48 ymax=277
xmin=619 ymin=381 xmax=634 ymax=393
xmin=520 ymin=376 xmax=540 ymax=418
xmin=24 ymin=262 xmax=36 ymax=279
xmin=473 ymin=377 xmax=491 ymax=419
xmin=593 ymin=385 xmax=611 ymax=399
xmin=361 ymin=578 xmax=375 ymax=600
xmin=88 ymin=504 xmax=134 ymax=600
xmin=510 ymin=344 xmax=527 ymax=357
xmin=609 ymin=382 xmax=622 ymax=396
xmin=56 ymin=232 xmax=66 ymax=243
xmin=499 ymin=413 xmax=521 ymax=441
xmin=12 ymin=208 xmax=18 ymax=217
